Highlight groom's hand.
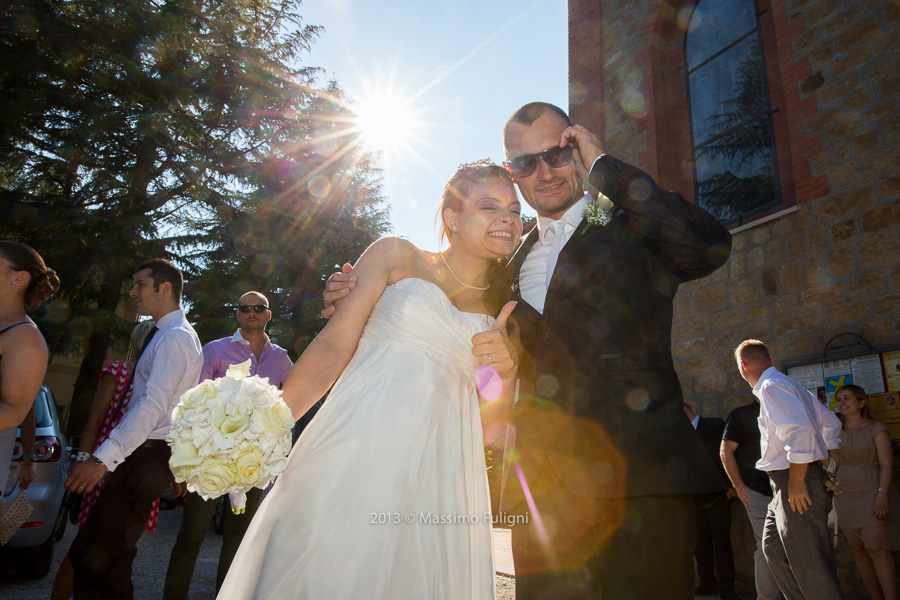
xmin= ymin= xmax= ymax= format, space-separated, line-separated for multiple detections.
xmin=560 ymin=124 xmax=604 ymax=187
xmin=321 ymin=263 xmax=356 ymax=318
xmin=65 ymin=458 xmax=107 ymax=495
xmin=471 ymin=301 xmax=518 ymax=377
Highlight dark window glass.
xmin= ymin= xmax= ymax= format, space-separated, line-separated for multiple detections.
xmin=695 ymin=119 xmax=779 ymax=222
xmin=685 ymin=0 xmax=780 ymax=225
xmin=688 ymin=36 xmax=767 ymax=145
xmin=685 ymin=0 xmax=757 ymax=68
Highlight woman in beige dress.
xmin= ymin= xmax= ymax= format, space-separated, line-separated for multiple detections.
xmin=833 ymin=384 xmax=899 ymax=600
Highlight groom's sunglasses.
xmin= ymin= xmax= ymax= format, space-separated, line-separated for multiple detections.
xmin=503 ymin=145 xmax=574 ymax=178
xmin=238 ymin=305 xmax=268 ymax=313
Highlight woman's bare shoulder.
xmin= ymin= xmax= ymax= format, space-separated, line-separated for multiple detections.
xmin=0 ymin=321 xmax=47 ymax=355
xmin=361 ymin=237 xmax=436 ymax=283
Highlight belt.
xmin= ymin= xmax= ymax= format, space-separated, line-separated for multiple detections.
xmin=767 ymin=462 xmax=825 ymax=478
xmin=140 ymin=439 xmax=169 ymax=449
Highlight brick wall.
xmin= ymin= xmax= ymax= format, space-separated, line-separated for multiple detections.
xmin=569 ymin=0 xmax=900 ymax=596
xmin=671 ymin=0 xmax=900 ymax=415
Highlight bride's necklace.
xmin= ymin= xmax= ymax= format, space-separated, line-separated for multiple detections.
xmin=439 ymin=252 xmax=490 ymax=291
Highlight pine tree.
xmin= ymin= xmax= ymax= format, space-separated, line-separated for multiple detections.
xmin=0 ymin=0 xmax=389 ymax=433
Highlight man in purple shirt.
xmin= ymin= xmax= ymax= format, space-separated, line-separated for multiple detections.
xmin=163 ymin=291 xmax=293 ymax=600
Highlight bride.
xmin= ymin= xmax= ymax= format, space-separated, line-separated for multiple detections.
xmin=217 ymin=160 xmax=523 ymax=600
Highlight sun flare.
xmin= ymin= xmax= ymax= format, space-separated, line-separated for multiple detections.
xmin=353 ymin=91 xmax=419 ymax=156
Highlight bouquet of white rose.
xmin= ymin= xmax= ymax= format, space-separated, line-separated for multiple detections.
xmin=166 ymin=359 xmax=294 ymax=513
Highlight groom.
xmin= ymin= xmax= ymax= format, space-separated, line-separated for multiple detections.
xmin=324 ymin=102 xmax=731 ymax=599
xmin=497 ymin=102 xmax=730 ymax=599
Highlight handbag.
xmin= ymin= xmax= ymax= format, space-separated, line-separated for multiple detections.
xmin=0 ymin=490 xmax=33 ymax=545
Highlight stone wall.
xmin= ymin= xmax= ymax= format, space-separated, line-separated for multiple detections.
xmin=672 ymin=0 xmax=900 ymax=414
xmin=568 ymin=0 xmax=900 ymax=596
xmin=567 ymin=0 xmax=900 ymax=437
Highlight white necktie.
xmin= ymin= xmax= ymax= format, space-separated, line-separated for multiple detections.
xmin=544 ymin=220 xmax=568 ymax=289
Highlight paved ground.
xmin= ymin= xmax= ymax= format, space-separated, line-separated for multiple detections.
xmin=0 ymin=502 xmax=518 ymax=599
xmin=0 ymin=501 xmax=224 ymax=599
xmin=1 ymin=505 xmax=723 ymax=600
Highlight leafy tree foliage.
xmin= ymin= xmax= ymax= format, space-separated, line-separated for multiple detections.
xmin=184 ymin=82 xmax=390 ymax=356
xmin=0 ymin=0 xmax=389 ymax=433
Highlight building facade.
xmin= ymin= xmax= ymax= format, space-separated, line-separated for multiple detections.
xmin=568 ymin=0 xmax=899 ymax=596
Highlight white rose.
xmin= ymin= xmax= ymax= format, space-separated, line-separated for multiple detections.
xmin=190 ymin=461 xmax=237 ymax=499
xmin=180 ymin=379 xmax=217 ymax=409
xmin=170 ymin=464 xmax=193 ymax=482
xmin=261 ymin=401 xmax=294 ymax=435
xmin=234 ymin=447 xmax=265 ymax=487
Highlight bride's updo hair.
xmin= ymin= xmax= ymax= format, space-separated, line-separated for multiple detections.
xmin=0 ymin=240 xmax=61 ymax=311
xmin=438 ymin=159 xmax=516 ymax=313
xmin=438 ymin=159 xmax=515 ymax=243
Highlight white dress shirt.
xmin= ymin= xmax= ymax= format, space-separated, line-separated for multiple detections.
xmin=94 ymin=308 xmax=203 ymax=470
xmin=753 ymin=367 xmax=841 ymax=471
xmin=519 ymin=193 xmax=592 ymax=313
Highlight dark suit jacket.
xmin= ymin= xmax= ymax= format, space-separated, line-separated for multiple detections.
xmin=501 ymin=155 xmax=732 ymax=510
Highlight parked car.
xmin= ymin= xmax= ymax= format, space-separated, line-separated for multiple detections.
xmin=1 ymin=386 xmax=72 ymax=578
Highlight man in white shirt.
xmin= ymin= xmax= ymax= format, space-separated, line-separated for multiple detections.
xmin=65 ymin=258 xmax=202 ymax=600
xmin=735 ymin=339 xmax=843 ymax=600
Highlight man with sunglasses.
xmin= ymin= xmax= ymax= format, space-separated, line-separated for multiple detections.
xmin=163 ymin=291 xmax=293 ymax=600
xmin=321 ymin=102 xmax=732 ymax=599
xmin=498 ymin=103 xmax=732 ymax=600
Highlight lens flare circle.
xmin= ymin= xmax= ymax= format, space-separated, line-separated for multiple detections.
xmin=308 ymin=175 xmax=331 ymax=198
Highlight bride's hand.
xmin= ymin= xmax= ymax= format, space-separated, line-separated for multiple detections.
xmin=471 ymin=301 xmax=518 ymax=378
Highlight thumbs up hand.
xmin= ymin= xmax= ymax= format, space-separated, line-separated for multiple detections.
xmin=471 ymin=301 xmax=518 ymax=377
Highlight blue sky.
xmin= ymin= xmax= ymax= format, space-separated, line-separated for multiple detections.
xmin=300 ymin=0 xmax=568 ymax=251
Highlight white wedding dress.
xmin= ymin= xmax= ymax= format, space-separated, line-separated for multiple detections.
xmin=218 ymin=278 xmax=497 ymax=600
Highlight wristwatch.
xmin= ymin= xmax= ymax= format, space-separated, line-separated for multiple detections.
xmin=75 ymin=451 xmax=91 ymax=462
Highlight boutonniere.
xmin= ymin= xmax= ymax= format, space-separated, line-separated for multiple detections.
xmin=581 ymin=195 xmax=614 ymax=234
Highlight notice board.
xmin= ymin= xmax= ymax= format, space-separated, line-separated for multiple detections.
xmin=784 ymin=336 xmax=900 ymax=447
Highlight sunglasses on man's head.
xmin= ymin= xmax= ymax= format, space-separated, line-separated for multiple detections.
xmin=503 ymin=145 xmax=574 ymax=178
xmin=238 ymin=305 xmax=268 ymax=313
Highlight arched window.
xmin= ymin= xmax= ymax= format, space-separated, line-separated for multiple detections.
xmin=685 ymin=0 xmax=781 ymax=225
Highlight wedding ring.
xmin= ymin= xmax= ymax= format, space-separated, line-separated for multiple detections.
xmin=488 ymin=354 xmax=493 ymax=363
